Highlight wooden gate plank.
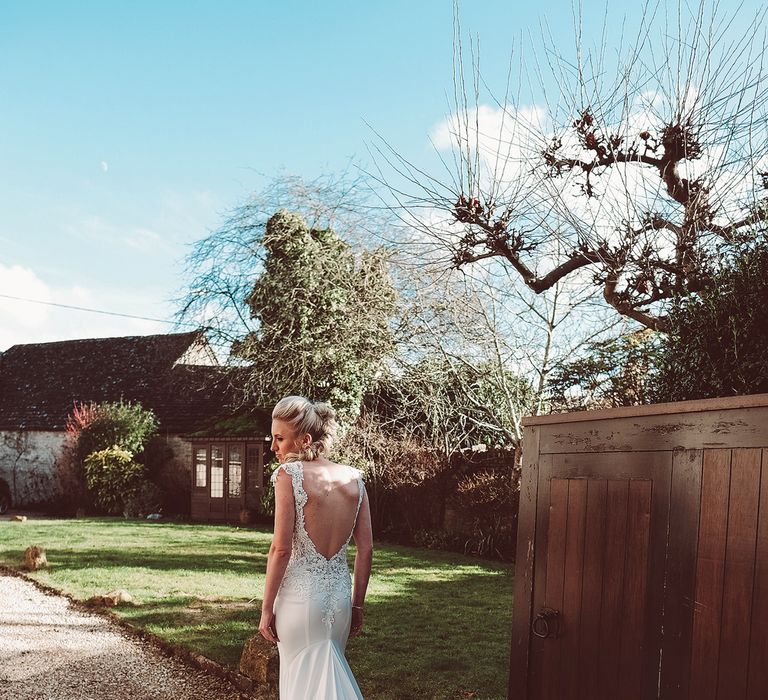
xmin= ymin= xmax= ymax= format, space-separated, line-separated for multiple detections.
xmin=660 ymin=449 xmax=703 ymax=699
xmin=689 ymin=449 xmax=731 ymax=699
xmin=539 ymin=478 xmax=569 ymax=700
xmin=747 ymin=449 xmax=768 ymax=700
xmin=618 ymin=480 xmax=653 ymax=700
xmin=537 ymin=406 xmax=768 ymax=454
xmin=559 ymin=479 xmax=588 ymax=699
xmin=528 ymin=455 xmax=555 ymax=698
xmin=577 ymin=479 xmax=607 ymax=700
xmin=597 ymin=479 xmax=630 ymax=699
xmin=717 ymin=448 xmax=761 ymax=699
xmin=509 ymin=427 xmax=541 ymax=699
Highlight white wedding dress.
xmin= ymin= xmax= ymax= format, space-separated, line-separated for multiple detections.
xmin=270 ymin=461 xmax=365 ymax=699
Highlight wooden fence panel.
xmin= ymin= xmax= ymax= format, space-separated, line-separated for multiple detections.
xmin=660 ymin=449 xmax=702 ymax=698
xmin=717 ymin=449 xmax=761 ymax=699
xmin=748 ymin=449 xmax=768 ymax=700
xmin=509 ymin=427 xmax=541 ymax=700
xmin=689 ymin=450 xmax=731 ymax=699
xmin=537 ymin=406 xmax=768 ymax=454
xmin=577 ymin=479 xmax=607 ymax=700
xmin=597 ymin=480 xmax=630 ymax=699
xmin=539 ymin=478 xmax=569 ymax=700
xmin=618 ymin=479 xmax=652 ymax=700
xmin=560 ymin=479 xmax=588 ymax=700
xmin=509 ymin=394 xmax=768 ymax=700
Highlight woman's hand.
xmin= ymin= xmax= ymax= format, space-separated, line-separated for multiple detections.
xmin=258 ymin=608 xmax=279 ymax=643
xmin=349 ymin=607 xmax=364 ymax=638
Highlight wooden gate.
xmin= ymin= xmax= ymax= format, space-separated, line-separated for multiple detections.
xmin=509 ymin=394 xmax=768 ymax=700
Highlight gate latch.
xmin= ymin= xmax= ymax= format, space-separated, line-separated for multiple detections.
xmin=532 ymin=607 xmax=561 ymax=639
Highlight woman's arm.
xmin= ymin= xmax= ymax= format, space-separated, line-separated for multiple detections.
xmin=258 ymin=468 xmax=295 ymax=642
xmin=351 ymin=487 xmax=373 ymax=608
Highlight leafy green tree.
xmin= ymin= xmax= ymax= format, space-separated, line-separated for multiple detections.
xmin=653 ymin=244 xmax=768 ymax=401
xmin=548 ymin=329 xmax=660 ymax=410
xmin=233 ymin=210 xmax=397 ymax=423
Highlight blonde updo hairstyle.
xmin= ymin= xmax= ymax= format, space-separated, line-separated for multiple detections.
xmin=272 ymin=396 xmax=338 ymax=462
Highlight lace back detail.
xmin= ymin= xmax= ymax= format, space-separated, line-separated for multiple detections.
xmin=271 ymin=461 xmax=365 ymax=630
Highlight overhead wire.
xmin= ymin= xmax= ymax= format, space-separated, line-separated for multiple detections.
xmin=0 ymin=292 xmax=197 ymax=328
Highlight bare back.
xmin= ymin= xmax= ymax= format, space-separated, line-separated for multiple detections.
xmin=300 ymin=461 xmax=363 ymax=559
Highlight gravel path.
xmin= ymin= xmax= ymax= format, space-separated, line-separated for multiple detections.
xmin=0 ymin=574 xmax=245 ymax=700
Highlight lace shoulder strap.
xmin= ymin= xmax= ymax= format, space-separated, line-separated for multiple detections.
xmin=270 ymin=461 xmax=308 ymax=524
xmin=270 ymin=461 xmax=301 ymax=484
xmin=348 ymin=467 xmax=365 ymax=538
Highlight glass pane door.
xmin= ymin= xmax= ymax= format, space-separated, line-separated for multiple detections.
xmin=210 ymin=446 xmax=224 ymax=498
xmin=228 ymin=446 xmax=242 ymax=498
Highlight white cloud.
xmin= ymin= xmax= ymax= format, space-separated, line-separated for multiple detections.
xmin=62 ymin=216 xmax=177 ymax=255
xmin=430 ymin=103 xmax=548 ymax=194
xmin=0 ymin=264 xmax=51 ymax=328
xmin=0 ymin=262 xmax=167 ymax=352
xmin=100 ymin=161 xmax=109 ymax=173
xmin=121 ymin=227 xmax=166 ymax=252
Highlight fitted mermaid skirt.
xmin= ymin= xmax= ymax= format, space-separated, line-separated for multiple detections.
xmin=269 ymin=461 xmax=366 ymax=699
xmin=274 ymin=589 xmax=364 ymax=699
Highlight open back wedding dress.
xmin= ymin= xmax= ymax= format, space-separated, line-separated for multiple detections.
xmin=270 ymin=461 xmax=365 ymax=699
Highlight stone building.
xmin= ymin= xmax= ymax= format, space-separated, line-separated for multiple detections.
xmin=0 ymin=331 xmax=269 ymax=516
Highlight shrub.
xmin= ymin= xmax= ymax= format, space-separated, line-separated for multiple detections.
xmin=653 ymin=243 xmax=768 ymax=401
xmin=450 ymin=466 xmax=518 ymax=560
xmin=412 ymin=529 xmax=465 ymax=552
xmin=83 ymin=446 xmax=146 ymax=515
xmin=65 ymin=400 xmax=160 ymax=513
xmin=259 ymin=461 xmax=279 ymax=518
xmin=548 ymin=329 xmax=660 ymax=411
xmin=67 ymin=400 xmax=159 ymax=473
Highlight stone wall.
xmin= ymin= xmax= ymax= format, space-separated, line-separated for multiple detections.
xmin=0 ymin=430 xmax=193 ymax=511
xmin=0 ymin=430 xmax=66 ymax=506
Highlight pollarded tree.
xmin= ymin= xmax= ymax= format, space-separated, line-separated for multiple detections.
xmin=233 ymin=210 xmax=397 ymax=423
xmin=375 ymin=0 xmax=768 ymax=331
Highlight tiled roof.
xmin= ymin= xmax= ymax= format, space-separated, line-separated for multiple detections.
xmin=0 ymin=332 xmax=266 ymax=434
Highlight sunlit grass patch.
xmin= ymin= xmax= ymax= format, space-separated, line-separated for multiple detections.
xmin=0 ymin=517 xmax=512 ymax=699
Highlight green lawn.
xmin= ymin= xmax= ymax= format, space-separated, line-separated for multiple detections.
xmin=0 ymin=517 xmax=512 ymax=699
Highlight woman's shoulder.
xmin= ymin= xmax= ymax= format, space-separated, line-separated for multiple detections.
xmin=269 ymin=461 xmax=302 ymax=483
xmin=303 ymin=460 xmax=364 ymax=481
xmin=326 ymin=461 xmax=363 ymax=479
xmin=340 ymin=464 xmax=364 ymax=481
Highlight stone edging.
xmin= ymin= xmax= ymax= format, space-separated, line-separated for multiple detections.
xmin=0 ymin=564 xmax=275 ymax=700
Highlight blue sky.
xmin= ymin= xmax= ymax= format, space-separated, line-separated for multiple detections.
xmin=0 ymin=0 xmax=762 ymax=349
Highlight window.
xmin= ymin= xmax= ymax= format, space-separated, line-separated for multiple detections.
xmin=195 ymin=448 xmax=207 ymax=488
xmin=228 ymin=447 xmax=242 ymax=498
xmin=211 ymin=446 xmax=224 ymax=498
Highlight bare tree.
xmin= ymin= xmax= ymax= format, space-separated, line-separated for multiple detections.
xmin=372 ymin=0 xmax=768 ymax=331
xmin=394 ymin=257 xmax=619 ymax=457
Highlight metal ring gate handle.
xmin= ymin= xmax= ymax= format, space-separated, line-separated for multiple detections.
xmin=531 ymin=608 xmax=560 ymax=639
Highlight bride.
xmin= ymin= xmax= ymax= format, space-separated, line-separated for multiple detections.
xmin=258 ymin=396 xmax=373 ymax=699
